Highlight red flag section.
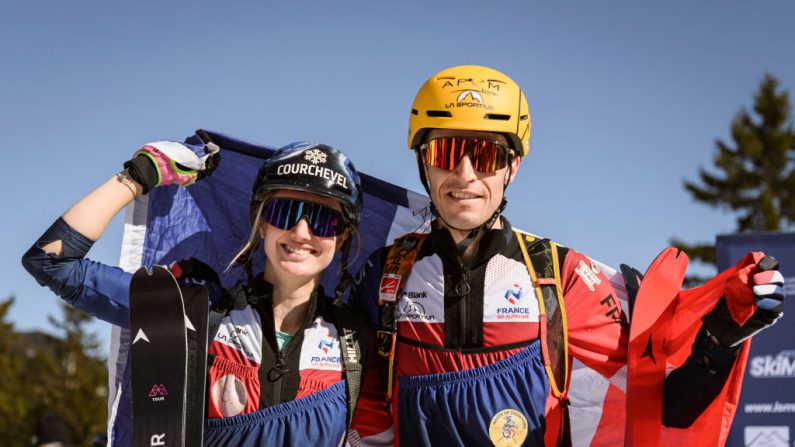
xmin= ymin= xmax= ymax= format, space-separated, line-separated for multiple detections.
xmin=626 ymin=250 xmax=766 ymax=447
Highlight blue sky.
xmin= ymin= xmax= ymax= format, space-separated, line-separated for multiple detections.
xmin=2 ymin=1 xmax=794 ymax=351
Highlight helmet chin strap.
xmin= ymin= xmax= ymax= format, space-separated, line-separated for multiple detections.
xmin=416 ymin=151 xmax=514 ymax=258
xmin=433 ymin=198 xmax=507 ymax=258
xmin=333 ymin=234 xmax=354 ymax=306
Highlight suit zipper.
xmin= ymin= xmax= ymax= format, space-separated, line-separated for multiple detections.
xmin=455 ymin=264 xmax=471 ymax=348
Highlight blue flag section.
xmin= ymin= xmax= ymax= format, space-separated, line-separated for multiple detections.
xmin=108 ymin=130 xmax=430 ymax=446
xmin=717 ymin=232 xmax=795 ymax=447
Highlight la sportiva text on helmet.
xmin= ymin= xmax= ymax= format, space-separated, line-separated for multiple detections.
xmin=250 ymin=142 xmax=363 ymax=226
xmin=408 ymin=65 xmax=531 ymax=156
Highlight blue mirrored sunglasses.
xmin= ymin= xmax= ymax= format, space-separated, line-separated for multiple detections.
xmin=262 ymin=197 xmax=345 ymax=238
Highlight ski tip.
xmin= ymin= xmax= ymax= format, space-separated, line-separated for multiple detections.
xmin=647 ymin=247 xmax=689 ymax=273
xmin=662 ymin=246 xmax=686 ymax=260
xmin=133 ymin=265 xmax=155 ymax=276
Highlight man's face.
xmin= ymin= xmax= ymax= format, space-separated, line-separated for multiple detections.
xmin=421 ymin=129 xmax=520 ymax=233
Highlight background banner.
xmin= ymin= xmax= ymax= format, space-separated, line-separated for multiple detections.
xmin=718 ymin=232 xmax=795 ymax=447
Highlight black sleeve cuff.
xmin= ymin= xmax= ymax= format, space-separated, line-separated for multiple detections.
xmin=123 ymin=155 xmax=158 ymax=194
xmin=21 ymin=217 xmax=95 ymax=289
xmin=38 ymin=217 xmax=94 ymax=258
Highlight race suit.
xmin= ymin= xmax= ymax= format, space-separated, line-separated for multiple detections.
xmin=351 ymin=218 xmax=740 ymax=446
xmin=21 ymin=217 xmax=379 ymax=447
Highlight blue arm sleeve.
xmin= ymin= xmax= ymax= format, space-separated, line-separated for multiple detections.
xmin=21 ymin=217 xmax=132 ymax=328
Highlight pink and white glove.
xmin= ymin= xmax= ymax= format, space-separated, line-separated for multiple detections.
xmin=124 ymin=129 xmax=220 ymax=193
xmin=134 ymin=143 xmax=201 ymax=187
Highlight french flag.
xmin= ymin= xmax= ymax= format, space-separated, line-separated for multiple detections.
xmin=105 ymin=130 xmax=430 ymax=445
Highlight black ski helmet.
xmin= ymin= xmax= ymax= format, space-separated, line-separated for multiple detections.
xmin=248 ymin=142 xmax=363 ymax=305
xmin=251 ymin=142 xmax=363 ymax=226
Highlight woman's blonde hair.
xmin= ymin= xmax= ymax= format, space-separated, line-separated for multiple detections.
xmin=225 ymin=198 xmax=268 ymax=273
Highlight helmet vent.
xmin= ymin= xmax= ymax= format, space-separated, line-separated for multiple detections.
xmin=411 ymin=109 xmax=419 ymax=115
xmin=426 ymin=110 xmax=452 ymax=118
xmin=484 ymin=113 xmax=511 ymax=121
xmin=519 ymin=114 xmax=529 ymax=121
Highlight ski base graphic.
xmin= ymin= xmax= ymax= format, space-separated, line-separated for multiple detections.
xmin=130 ymin=266 xmax=188 ymax=447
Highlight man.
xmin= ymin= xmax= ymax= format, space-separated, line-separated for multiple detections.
xmin=351 ymin=65 xmax=785 ymax=446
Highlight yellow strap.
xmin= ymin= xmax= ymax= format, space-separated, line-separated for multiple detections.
xmin=386 ymin=332 xmax=396 ymax=398
xmin=517 ymin=232 xmax=546 ymax=315
xmin=516 ymin=231 xmax=569 ymax=398
xmin=550 ymin=241 xmax=570 ymax=395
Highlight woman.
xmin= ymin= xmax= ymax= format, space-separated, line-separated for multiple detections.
xmin=22 ymin=138 xmax=380 ymax=446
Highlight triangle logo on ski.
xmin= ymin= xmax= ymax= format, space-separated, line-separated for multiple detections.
xmin=133 ymin=328 xmax=150 ymax=344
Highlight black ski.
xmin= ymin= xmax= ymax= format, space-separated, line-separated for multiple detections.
xmin=130 ymin=265 xmax=188 ymax=447
xmin=620 ymin=264 xmax=644 ymax=319
xmin=181 ymin=285 xmax=209 ymax=447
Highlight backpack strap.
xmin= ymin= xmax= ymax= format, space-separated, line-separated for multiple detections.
xmin=206 ymin=284 xmax=248 ymax=348
xmin=515 ymin=232 xmax=571 ymax=401
xmin=376 ymin=233 xmax=428 ymax=399
xmin=331 ymin=304 xmax=369 ymax=430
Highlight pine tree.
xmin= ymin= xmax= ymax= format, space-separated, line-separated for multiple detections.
xmin=0 ymin=296 xmax=34 ymax=446
xmin=42 ymin=302 xmax=109 ymax=445
xmin=674 ymin=74 xmax=795 ymax=271
xmin=0 ymin=297 xmax=108 ymax=446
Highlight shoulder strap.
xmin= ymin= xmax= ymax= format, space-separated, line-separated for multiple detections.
xmin=206 ymin=284 xmax=248 ymax=347
xmin=516 ymin=232 xmax=573 ymax=446
xmin=207 ymin=310 xmax=225 ymax=348
xmin=376 ymin=233 xmax=428 ymax=399
xmin=515 ymin=232 xmax=570 ymax=399
xmin=331 ymin=304 xmax=369 ymax=430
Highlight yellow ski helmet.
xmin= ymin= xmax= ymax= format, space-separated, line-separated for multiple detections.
xmin=408 ymin=65 xmax=531 ymax=156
